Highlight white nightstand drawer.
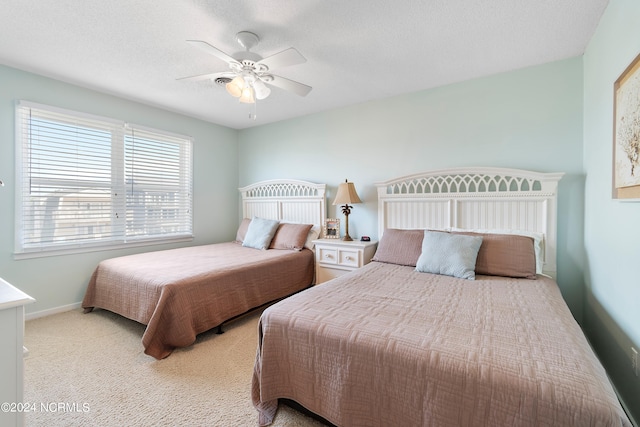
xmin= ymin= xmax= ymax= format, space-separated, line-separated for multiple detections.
xmin=338 ymin=250 xmax=359 ymax=267
xmin=318 ymin=247 xmax=338 ymax=265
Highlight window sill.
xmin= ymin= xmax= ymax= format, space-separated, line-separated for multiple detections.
xmin=14 ymin=236 xmax=194 ymax=260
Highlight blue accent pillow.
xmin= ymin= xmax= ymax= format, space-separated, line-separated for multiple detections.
xmin=415 ymin=231 xmax=483 ymax=280
xmin=242 ymin=217 xmax=280 ymax=250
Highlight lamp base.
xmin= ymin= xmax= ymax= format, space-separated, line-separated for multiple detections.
xmin=341 ymin=206 xmax=354 ymax=241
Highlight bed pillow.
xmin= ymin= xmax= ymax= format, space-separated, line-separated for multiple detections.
xmin=235 ymin=218 xmax=252 ymax=243
xmin=269 ymin=223 xmax=313 ymax=251
xmin=451 ymin=227 xmax=544 ymax=274
xmin=415 ymin=231 xmax=483 ymax=280
xmin=371 ymin=228 xmax=425 ymax=266
xmin=280 ymin=221 xmax=321 ymax=250
xmin=305 ymin=225 xmax=321 ymax=249
xmin=453 ymin=231 xmax=537 ymax=279
xmin=242 ymin=217 xmax=280 ymax=250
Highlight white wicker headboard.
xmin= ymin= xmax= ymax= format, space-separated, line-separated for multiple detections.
xmin=375 ymin=167 xmax=564 ymax=277
xmin=239 ymin=179 xmax=326 ymax=228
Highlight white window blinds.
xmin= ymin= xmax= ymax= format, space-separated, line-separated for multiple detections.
xmin=124 ymin=127 xmax=193 ymax=240
xmin=15 ymin=101 xmax=193 ymax=256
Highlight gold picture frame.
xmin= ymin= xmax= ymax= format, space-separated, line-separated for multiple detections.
xmin=323 ymin=218 xmax=340 ymax=239
xmin=613 ymin=51 xmax=640 ymax=200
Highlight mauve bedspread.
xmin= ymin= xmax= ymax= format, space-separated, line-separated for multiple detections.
xmin=82 ymin=242 xmax=314 ymax=359
xmin=252 ymin=262 xmax=631 ymax=427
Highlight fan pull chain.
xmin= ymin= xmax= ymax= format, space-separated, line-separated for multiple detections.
xmin=249 ymin=101 xmax=257 ymax=120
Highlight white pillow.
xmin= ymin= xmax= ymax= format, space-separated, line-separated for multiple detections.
xmin=242 ymin=217 xmax=280 ymax=250
xmin=304 ymin=225 xmax=321 ymax=249
xmin=450 ymin=227 xmax=544 ymax=274
xmin=415 ymin=230 xmax=483 ymax=280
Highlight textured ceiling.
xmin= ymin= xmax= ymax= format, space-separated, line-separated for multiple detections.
xmin=0 ymin=0 xmax=609 ymax=130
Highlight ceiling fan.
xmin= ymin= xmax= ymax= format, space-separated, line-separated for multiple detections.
xmin=178 ymin=31 xmax=312 ymax=104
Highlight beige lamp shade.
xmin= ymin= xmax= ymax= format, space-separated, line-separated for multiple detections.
xmin=332 ymin=181 xmax=362 ymax=205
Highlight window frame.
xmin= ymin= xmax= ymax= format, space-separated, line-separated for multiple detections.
xmin=14 ymin=101 xmax=193 ymax=259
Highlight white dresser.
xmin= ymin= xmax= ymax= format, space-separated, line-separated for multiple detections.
xmin=0 ymin=278 xmax=35 ymax=427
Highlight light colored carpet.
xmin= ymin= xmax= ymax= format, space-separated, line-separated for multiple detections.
xmin=24 ymin=308 xmax=325 ymax=427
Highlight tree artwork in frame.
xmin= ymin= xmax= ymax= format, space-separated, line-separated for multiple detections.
xmin=323 ymin=218 xmax=340 ymax=239
xmin=613 ymin=51 xmax=640 ymax=200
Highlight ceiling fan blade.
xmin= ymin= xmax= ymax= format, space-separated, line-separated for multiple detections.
xmin=186 ymin=40 xmax=239 ymax=65
xmin=265 ymin=74 xmax=312 ymax=97
xmin=256 ymin=48 xmax=306 ymax=71
xmin=176 ymin=71 xmax=232 ymax=82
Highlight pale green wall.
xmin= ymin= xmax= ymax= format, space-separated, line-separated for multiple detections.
xmin=239 ymin=57 xmax=586 ymax=321
xmin=0 ymin=65 xmax=239 ymax=316
xmin=583 ymin=0 xmax=640 ymax=420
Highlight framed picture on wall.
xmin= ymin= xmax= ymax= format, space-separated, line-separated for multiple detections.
xmin=613 ymin=51 xmax=640 ymax=200
xmin=323 ymin=218 xmax=340 ymax=239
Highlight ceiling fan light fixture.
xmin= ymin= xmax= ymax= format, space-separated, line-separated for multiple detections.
xmin=253 ymin=79 xmax=271 ymax=100
xmin=182 ymin=31 xmax=311 ymax=115
xmin=239 ymin=86 xmax=255 ymax=104
xmin=225 ymin=75 xmax=245 ymax=97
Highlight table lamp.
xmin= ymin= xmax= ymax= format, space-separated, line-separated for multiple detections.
xmin=332 ymin=179 xmax=362 ymax=241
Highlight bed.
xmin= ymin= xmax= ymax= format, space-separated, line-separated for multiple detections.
xmin=82 ymin=179 xmax=326 ymax=360
xmin=252 ymin=168 xmax=632 ymax=427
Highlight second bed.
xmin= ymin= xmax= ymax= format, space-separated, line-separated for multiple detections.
xmin=82 ymin=179 xmax=326 ymax=359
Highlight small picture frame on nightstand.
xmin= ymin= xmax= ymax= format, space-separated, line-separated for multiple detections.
xmin=323 ymin=218 xmax=340 ymax=239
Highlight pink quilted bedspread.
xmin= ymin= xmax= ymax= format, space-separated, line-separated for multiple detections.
xmin=253 ymin=261 xmax=631 ymax=426
xmin=83 ymin=242 xmax=314 ymax=359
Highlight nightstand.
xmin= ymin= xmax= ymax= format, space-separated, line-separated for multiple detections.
xmin=312 ymin=239 xmax=378 ymax=284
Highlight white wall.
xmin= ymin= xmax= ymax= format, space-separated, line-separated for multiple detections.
xmin=239 ymin=57 xmax=586 ymax=319
xmin=583 ymin=0 xmax=640 ymax=420
xmin=0 ymin=65 xmax=239 ymax=317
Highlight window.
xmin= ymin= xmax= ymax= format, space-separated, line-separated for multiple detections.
xmin=15 ymin=101 xmax=193 ymax=257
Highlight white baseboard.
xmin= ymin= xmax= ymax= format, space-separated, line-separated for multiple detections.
xmin=26 ymin=302 xmax=82 ymax=321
